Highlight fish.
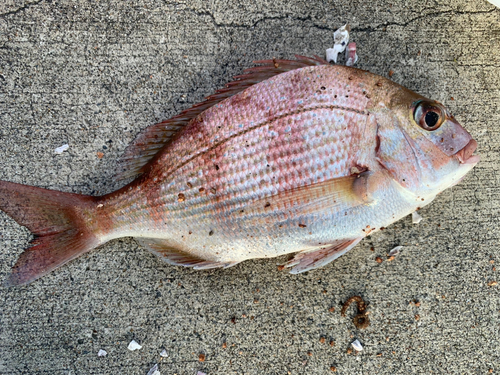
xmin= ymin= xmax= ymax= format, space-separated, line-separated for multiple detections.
xmin=0 ymin=55 xmax=479 ymax=286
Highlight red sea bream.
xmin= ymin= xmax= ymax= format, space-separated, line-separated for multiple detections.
xmin=0 ymin=56 xmax=479 ymax=286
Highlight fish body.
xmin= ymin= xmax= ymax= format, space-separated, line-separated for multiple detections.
xmin=0 ymin=57 xmax=479 ymax=286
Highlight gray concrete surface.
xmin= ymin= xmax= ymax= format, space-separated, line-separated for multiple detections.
xmin=0 ymin=0 xmax=499 ymax=374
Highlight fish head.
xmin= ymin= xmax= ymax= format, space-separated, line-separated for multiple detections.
xmin=374 ymin=87 xmax=479 ymax=200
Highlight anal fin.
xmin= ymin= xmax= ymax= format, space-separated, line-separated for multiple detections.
xmin=284 ymin=238 xmax=363 ymax=274
xmin=136 ymin=238 xmax=239 ymax=270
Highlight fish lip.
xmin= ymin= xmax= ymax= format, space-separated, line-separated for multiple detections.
xmin=455 ymin=139 xmax=480 ymax=165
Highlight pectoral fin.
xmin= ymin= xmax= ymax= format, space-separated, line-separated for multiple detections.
xmin=240 ymin=172 xmax=374 ymax=219
xmin=284 ymin=238 xmax=363 ymax=274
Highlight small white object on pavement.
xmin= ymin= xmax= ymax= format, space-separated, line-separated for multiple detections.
xmin=54 ymin=144 xmax=69 ymax=154
xmin=412 ymin=211 xmax=423 ymax=224
xmin=147 ymin=363 xmax=160 ymax=375
xmin=127 ymin=340 xmax=142 ymax=351
xmin=197 ymin=372 xmax=207 ymax=375
xmin=160 ymin=349 xmax=168 ymax=358
xmin=326 ymin=24 xmax=349 ymax=63
xmin=345 ymin=42 xmax=358 ymax=66
xmin=97 ymin=349 xmax=107 ymax=357
xmin=351 ymin=339 xmax=363 ymax=351
xmin=388 ymin=245 xmax=403 ymax=257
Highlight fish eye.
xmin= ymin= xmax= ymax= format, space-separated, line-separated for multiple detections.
xmin=413 ymin=101 xmax=445 ymax=131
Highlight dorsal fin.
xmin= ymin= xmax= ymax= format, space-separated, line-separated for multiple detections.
xmin=116 ymin=55 xmax=328 ymax=180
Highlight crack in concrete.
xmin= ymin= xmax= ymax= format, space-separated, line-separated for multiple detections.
xmin=0 ymin=0 xmax=45 ymax=18
xmin=352 ymin=8 xmax=498 ymax=33
xmin=166 ymin=3 xmax=498 ymax=33
xmin=164 ymin=1 xmax=333 ymax=30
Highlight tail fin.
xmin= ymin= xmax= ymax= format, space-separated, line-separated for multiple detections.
xmin=0 ymin=180 xmax=100 ymax=286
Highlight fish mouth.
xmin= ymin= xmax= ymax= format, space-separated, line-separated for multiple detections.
xmin=455 ymin=139 xmax=480 ymax=165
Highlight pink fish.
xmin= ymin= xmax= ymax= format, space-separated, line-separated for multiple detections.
xmin=0 ymin=56 xmax=479 ymax=286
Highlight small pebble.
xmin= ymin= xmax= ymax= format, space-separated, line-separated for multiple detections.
xmin=160 ymin=349 xmax=168 ymax=358
xmin=97 ymin=349 xmax=107 ymax=357
xmin=388 ymin=246 xmax=402 ymax=257
xmin=147 ymin=364 xmax=160 ymax=375
xmin=127 ymin=340 xmax=142 ymax=351
xmin=412 ymin=211 xmax=423 ymax=224
xmin=351 ymin=339 xmax=363 ymax=351
xmin=54 ymin=144 xmax=69 ymax=154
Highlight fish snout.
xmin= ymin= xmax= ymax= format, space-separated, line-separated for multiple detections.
xmin=455 ymin=139 xmax=480 ymax=165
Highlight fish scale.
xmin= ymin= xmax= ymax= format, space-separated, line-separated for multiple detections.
xmin=0 ymin=58 xmax=479 ymax=286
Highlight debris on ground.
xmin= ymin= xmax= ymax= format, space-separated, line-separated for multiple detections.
xmin=147 ymin=363 xmax=160 ymax=375
xmin=54 ymin=144 xmax=69 ymax=154
xmin=127 ymin=340 xmax=142 ymax=351
xmin=388 ymin=246 xmax=403 ymax=257
xmin=345 ymin=42 xmax=358 ymax=66
xmin=326 ymin=24 xmax=349 ymax=63
xmin=351 ymin=339 xmax=363 ymax=352
xmin=160 ymin=349 xmax=168 ymax=357
xmin=97 ymin=349 xmax=107 ymax=357
xmin=341 ymin=295 xmax=370 ymax=329
xmin=197 ymin=371 xmax=207 ymax=375
xmin=412 ymin=211 xmax=423 ymax=224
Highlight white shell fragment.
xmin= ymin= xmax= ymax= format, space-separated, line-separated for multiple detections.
xmin=54 ymin=144 xmax=69 ymax=154
xmin=197 ymin=372 xmax=207 ymax=375
xmin=388 ymin=245 xmax=403 ymax=257
xmin=412 ymin=211 xmax=423 ymax=224
xmin=160 ymin=349 xmax=168 ymax=358
xmin=326 ymin=24 xmax=349 ymax=63
xmin=351 ymin=339 xmax=363 ymax=351
xmin=345 ymin=42 xmax=358 ymax=67
xmin=97 ymin=349 xmax=107 ymax=357
xmin=147 ymin=363 xmax=160 ymax=375
xmin=127 ymin=340 xmax=142 ymax=351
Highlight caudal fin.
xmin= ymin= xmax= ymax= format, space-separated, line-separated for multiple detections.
xmin=0 ymin=180 xmax=100 ymax=286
